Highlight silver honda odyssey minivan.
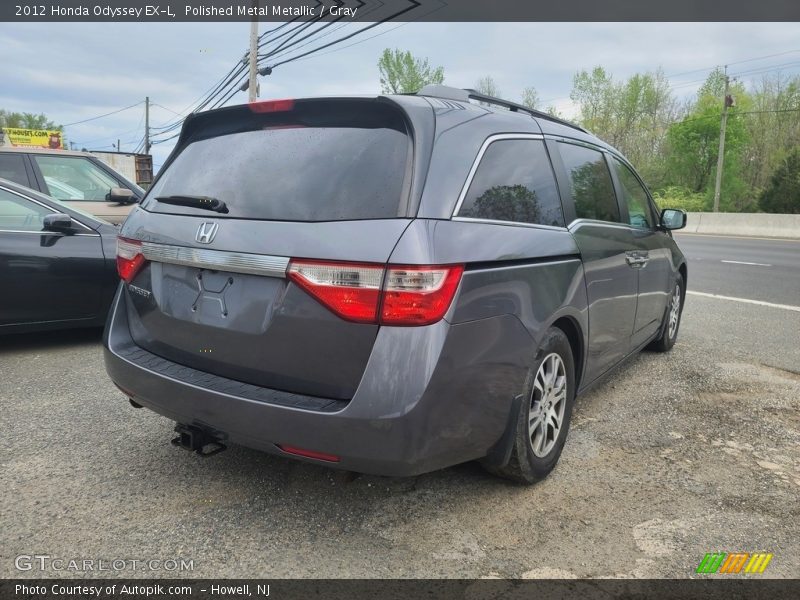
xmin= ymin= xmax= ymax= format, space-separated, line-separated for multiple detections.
xmin=104 ymin=85 xmax=687 ymax=483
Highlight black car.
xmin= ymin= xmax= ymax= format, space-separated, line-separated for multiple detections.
xmin=0 ymin=178 xmax=118 ymax=334
xmin=104 ymin=87 xmax=687 ymax=483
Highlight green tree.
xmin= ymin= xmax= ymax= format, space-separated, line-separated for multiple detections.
xmin=741 ymin=74 xmax=800 ymax=195
xmin=521 ymin=86 xmax=539 ymax=110
xmin=475 ymin=76 xmax=500 ymax=98
xmin=0 ymin=110 xmax=61 ymax=129
xmin=571 ymin=66 xmax=615 ymax=134
xmin=663 ymin=69 xmax=752 ymax=210
xmin=377 ymin=49 xmax=444 ymax=94
xmin=759 ymin=148 xmax=800 ymax=213
xmin=462 ymin=185 xmax=541 ymax=223
xmin=570 ymin=67 xmax=676 ymax=185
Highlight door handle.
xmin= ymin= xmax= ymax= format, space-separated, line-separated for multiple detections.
xmin=626 ymin=252 xmax=649 ymax=268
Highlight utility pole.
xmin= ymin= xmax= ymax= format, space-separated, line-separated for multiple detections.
xmin=247 ymin=0 xmax=259 ymax=102
xmin=712 ymin=69 xmax=731 ymax=213
xmin=144 ymin=96 xmax=151 ymax=155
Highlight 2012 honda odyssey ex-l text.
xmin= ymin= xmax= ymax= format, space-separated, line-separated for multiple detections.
xmin=104 ymin=85 xmax=688 ymax=483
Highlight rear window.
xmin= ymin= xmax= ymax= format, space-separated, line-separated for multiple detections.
xmin=145 ymin=110 xmax=410 ymax=221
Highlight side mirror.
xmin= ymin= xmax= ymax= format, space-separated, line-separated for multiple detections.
xmin=42 ymin=213 xmax=74 ymax=233
xmin=661 ymin=208 xmax=687 ymax=230
xmin=107 ymin=187 xmax=137 ymax=204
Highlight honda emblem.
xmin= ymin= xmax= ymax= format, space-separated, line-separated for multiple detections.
xmin=196 ymin=222 xmax=218 ymax=244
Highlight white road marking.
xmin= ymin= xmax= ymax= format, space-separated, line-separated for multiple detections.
xmin=720 ymin=260 xmax=772 ymax=267
xmin=687 ymin=291 xmax=800 ymax=312
xmin=675 ymin=232 xmax=800 ymax=243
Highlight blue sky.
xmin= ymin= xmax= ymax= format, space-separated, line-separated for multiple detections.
xmin=2 ymin=22 xmax=799 ymax=171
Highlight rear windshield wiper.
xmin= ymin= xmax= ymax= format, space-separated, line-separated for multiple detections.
xmin=154 ymin=195 xmax=229 ymax=214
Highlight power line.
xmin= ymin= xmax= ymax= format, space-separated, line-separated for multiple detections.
xmin=259 ymin=22 xmax=351 ymax=61
xmin=147 ymin=21 xmax=311 ymax=137
xmin=669 ymin=107 xmax=800 ymax=126
xmin=270 ymin=7 xmax=422 ymax=70
xmin=152 ymin=5 xmax=425 ymax=138
xmin=731 ymin=60 xmax=800 ymax=79
xmin=665 ymin=49 xmax=800 ymax=81
xmin=151 ymin=103 xmax=184 ymax=117
xmin=62 ymin=101 xmax=144 ymax=127
xmin=70 ymin=102 xmax=147 ymax=149
xmin=276 ymin=20 xmax=415 ymax=65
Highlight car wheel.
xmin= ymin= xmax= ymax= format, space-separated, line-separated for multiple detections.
xmin=484 ymin=326 xmax=576 ymax=484
xmin=649 ymin=273 xmax=684 ymax=353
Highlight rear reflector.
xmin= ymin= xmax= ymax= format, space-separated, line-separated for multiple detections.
xmin=277 ymin=444 xmax=340 ymax=463
xmin=249 ymin=98 xmax=295 ymax=113
xmin=116 ymin=237 xmax=146 ymax=283
xmin=287 ymin=259 xmax=464 ymax=326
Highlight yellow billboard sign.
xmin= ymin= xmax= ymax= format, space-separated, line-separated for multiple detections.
xmin=0 ymin=127 xmax=63 ymax=149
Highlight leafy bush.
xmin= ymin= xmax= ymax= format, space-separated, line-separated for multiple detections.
xmin=759 ymin=149 xmax=800 ymax=214
xmin=652 ymin=186 xmax=707 ymax=212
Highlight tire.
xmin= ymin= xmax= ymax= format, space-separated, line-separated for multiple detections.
xmin=483 ymin=326 xmax=576 ymax=484
xmin=649 ymin=273 xmax=684 ymax=353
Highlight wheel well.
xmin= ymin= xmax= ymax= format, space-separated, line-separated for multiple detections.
xmin=552 ymin=316 xmax=584 ymax=389
xmin=679 ymin=262 xmax=687 ymax=287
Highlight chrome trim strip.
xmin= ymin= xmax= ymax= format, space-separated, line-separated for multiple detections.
xmin=543 ymin=134 xmax=622 ymax=160
xmin=452 ymin=216 xmax=567 ymax=232
xmin=451 ymin=133 xmax=545 ymax=217
xmin=0 ymin=230 xmax=99 ymax=236
xmin=568 ymin=218 xmax=640 ymax=232
xmin=466 ymin=257 xmax=581 ymax=273
xmin=140 ymin=241 xmax=289 ymax=278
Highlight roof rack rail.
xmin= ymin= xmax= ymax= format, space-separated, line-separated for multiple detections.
xmin=416 ymin=84 xmax=471 ymax=103
xmin=416 ymin=84 xmax=586 ymax=133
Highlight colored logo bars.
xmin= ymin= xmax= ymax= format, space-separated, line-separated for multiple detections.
xmin=696 ymin=552 xmax=773 ymax=574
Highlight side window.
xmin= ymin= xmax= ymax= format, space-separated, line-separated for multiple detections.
xmin=612 ymin=158 xmax=654 ymax=229
xmin=558 ymin=143 xmax=620 ymax=223
xmin=458 ymin=139 xmax=564 ymax=227
xmin=32 ymin=155 xmax=118 ymax=202
xmin=0 ymin=188 xmax=51 ymax=232
xmin=0 ymin=154 xmax=31 ymax=187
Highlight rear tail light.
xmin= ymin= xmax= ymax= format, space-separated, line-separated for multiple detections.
xmin=287 ymin=260 xmax=383 ymax=323
xmin=116 ymin=237 xmax=146 ymax=283
xmin=381 ymin=265 xmax=465 ymax=325
xmin=287 ymin=259 xmax=464 ymax=326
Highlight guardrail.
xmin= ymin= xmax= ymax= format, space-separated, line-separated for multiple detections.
xmin=683 ymin=213 xmax=800 ymax=239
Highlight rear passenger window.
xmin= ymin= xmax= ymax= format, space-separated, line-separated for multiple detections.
xmin=457 ymin=139 xmax=563 ymax=227
xmin=611 ymin=157 xmax=654 ymax=229
xmin=558 ymin=143 xmax=620 ymax=223
xmin=0 ymin=154 xmax=31 ymax=187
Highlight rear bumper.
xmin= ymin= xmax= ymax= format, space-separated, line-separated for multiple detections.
xmin=104 ymin=285 xmax=533 ymax=477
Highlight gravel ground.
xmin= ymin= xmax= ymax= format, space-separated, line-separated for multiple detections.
xmin=1 ymin=295 xmax=798 ymax=579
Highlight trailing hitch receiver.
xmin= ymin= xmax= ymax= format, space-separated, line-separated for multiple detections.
xmin=171 ymin=423 xmax=227 ymax=457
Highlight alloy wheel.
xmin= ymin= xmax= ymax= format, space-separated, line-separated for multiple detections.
xmin=668 ymin=284 xmax=681 ymax=340
xmin=529 ymin=353 xmax=567 ymax=458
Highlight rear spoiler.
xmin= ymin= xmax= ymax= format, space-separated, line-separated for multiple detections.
xmin=177 ymin=97 xmax=408 ymax=149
